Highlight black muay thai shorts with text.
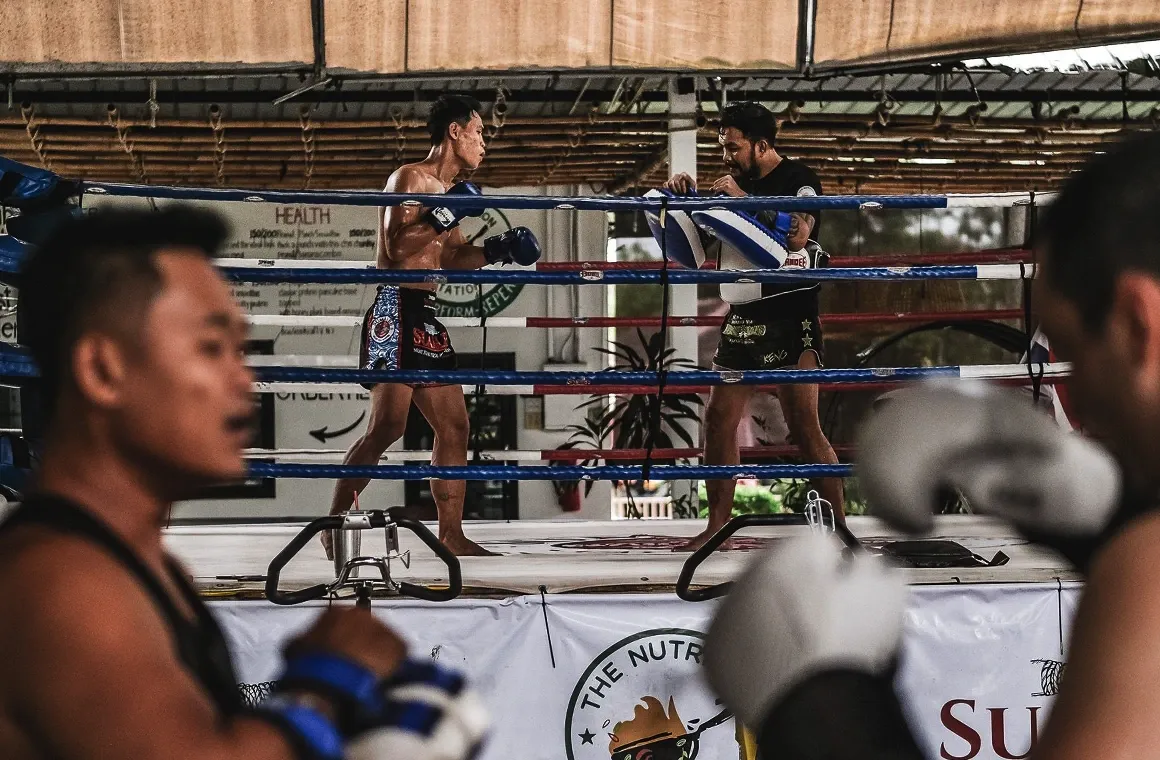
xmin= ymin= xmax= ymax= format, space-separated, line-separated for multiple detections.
xmin=359 ymin=285 xmax=457 ymax=388
xmin=713 ymin=289 xmax=824 ymax=371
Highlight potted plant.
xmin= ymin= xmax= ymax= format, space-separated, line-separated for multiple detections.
xmin=550 ymin=330 xmax=704 ymax=517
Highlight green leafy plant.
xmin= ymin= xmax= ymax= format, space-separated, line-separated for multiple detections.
xmin=697 ymin=483 xmax=784 ymax=516
xmin=669 ymin=488 xmax=699 ymax=519
xmin=551 ymin=330 xmax=704 ymax=501
xmin=750 ymin=413 xmax=868 ymax=516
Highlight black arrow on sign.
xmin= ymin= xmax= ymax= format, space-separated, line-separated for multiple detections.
xmin=309 ymin=411 xmax=367 ymax=443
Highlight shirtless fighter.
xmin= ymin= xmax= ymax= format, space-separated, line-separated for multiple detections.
xmin=661 ymin=101 xmax=843 ymax=550
xmin=0 ymin=205 xmax=486 ymax=760
xmin=706 ymin=132 xmax=1160 ymax=760
xmin=325 ymin=94 xmax=541 ymax=558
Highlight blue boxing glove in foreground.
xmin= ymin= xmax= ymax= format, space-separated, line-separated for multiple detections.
xmin=348 ymin=658 xmax=490 ymax=760
xmin=0 ymin=156 xmax=79 ymax=210
xmin=254 ymin=650 xmax=386 ymax=760
xmin=255 ymin=654 xmax=489 ymax=760
xmin=0 ymin=157 xmax=83 ymax=246
xmin=483 ymin=226 xmax=541 ymax=266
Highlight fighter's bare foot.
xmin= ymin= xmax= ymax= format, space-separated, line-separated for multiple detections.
xmin=673 ymin=524 xmax=731 ymax=552
xmin=440 ymin=534 xmax=498 ymax=557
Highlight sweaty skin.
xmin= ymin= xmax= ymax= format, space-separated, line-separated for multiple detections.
xmin=326 ymin=112 xmax=496 ymax=558
xmin=0 ymin=251 xmax=407 ymax=760
xmin=378 ymin=166 xmax=488 ymax=279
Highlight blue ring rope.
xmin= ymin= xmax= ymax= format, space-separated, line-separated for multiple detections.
xmin=219 ymin=265 xmax=1004 ymax=285
xmin=82 ymin=181 xmax=955 ymax=212
xmin=0 ymin=235 xmax=1016 ymax=282
xmin=253 ymin=365 xmax=955 ymax=385
xmin=0 ymin=353 xmax=1052 ymax=385
xmin=246 ymin=462 xmax=852 ymax=480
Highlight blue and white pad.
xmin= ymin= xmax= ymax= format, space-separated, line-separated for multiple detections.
xmin=690 ymin=209 xmax=794 ymax=269
xmin=643 ymin=189 xmax=706 ymax=269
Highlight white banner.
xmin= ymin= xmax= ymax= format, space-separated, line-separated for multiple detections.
xmin=213 ymin=582 xmax=1082 ymax=760
xmin=898 ymin=583 xmax=1079 ymax=760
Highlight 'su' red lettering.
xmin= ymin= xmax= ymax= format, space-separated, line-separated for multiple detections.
xmin=940 ymin=700 xmax=981 ymax=760
xmin=989 ymin=707 xmax=1040 ymax=760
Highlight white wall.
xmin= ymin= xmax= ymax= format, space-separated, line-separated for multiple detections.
xmin=88 ymin=187 xmax=610 ymax=522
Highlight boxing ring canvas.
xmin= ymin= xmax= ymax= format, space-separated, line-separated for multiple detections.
xmin=172 ymin=515 xmax=1079 ymax=760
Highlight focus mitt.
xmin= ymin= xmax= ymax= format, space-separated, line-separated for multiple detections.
xmin=856 ymin=381 xmax=1121 ymax=537
xmin=691 ymin=208 xmax=795 ymax=269
xmin=643 ymin=189 xmax=706 ymax=269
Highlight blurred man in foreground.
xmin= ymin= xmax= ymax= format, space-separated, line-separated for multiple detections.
xmin=705 ymin=133 xmax=1160 ymax=760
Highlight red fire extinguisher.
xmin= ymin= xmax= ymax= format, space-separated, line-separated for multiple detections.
xmin=553 ymin=479 xmax=581 ymax=513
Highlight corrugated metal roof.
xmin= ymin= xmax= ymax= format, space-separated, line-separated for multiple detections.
xmin=2 ymin=63 xmax=1157 ymax=193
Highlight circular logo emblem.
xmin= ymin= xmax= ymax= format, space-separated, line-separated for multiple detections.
xmin=372 ymin=316 xmax=392 ymax=340
xmin=565 ymin=629 xmax=733 ymax=760
xmin=436 ymin=208 xmax=524 ymax=318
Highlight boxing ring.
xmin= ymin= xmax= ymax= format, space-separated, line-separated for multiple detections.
xmin=174 ymin=516 xmax=1075 ymax=760
xmin=0 ymin=161 xmax=1074 ymax=760
xmin=172 ymin=515 xmax=1077 ymax=596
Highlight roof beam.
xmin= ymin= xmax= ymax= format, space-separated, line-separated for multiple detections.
xmin=7 ymin=85 xmax=1160 ymax=107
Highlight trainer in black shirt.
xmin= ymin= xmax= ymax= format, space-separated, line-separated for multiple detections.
xmin=663 ymin=101 xmax=845 ymax=551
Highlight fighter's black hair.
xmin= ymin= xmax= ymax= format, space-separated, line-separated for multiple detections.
xmin=1040 ymin=132 xmax=1160 ymax=330
xmin=719 ymin=101 xmax=778 ymax=148
xmin=18 ymin=206 xmax=230 ymax=416
xmin=428 ymin=94 xmax=484 ymax=146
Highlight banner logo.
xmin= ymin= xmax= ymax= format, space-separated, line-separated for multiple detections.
xmin=565 ymin=629 xmax=733 ymax=760
xmin=436 ymin=209 xmax=524 ymax=318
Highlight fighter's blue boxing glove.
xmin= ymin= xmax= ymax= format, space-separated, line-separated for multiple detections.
xmin=425 ymin=182 xmax=487 ymax=232
xmin=252 ymin=651 xmax=386 ymax=759
xmin=0 ymin=156 xmax=79 ymax=210
xmin=254 ymin=695 xmax=345 ymax=760
xmin=482 ymin=227 xmax=541 ymax=266
xmin=347 ymin=658 xmax=490 ymax=760
xmin=754 ymin=210 xmax=795 ymax=248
